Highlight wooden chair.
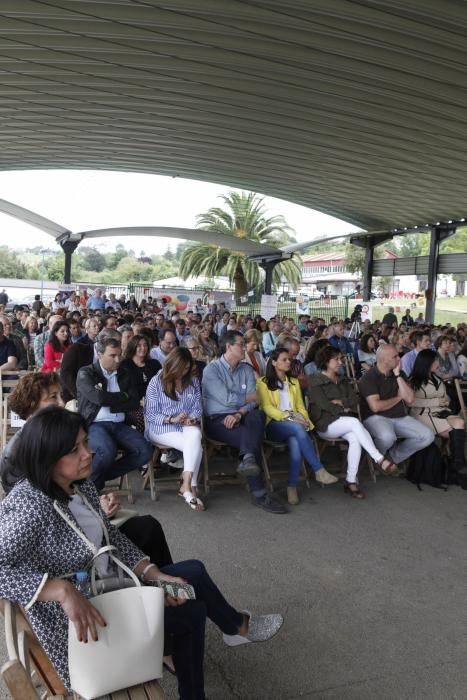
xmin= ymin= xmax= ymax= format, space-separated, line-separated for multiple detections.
xmin=0 ymin=599 xmax=166 ymax=699
xmin=454 ymin=378 xmax=467 ymax=422
xmin=142 ymin=443 xmax=182 ymax=501
xmin=101 ymin=472 xmax=134 ymax=504
xmin=261 ymin=439 xmax=311 ymax=491
xmin=201 ymin=433 xmax=245 ymax=495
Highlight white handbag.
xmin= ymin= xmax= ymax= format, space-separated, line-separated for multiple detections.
xmin=54 ymin=493 xmax=165 ymax=700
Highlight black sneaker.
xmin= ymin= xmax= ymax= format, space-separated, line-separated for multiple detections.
xmin=252 ymin=494 xmax=288 ymax=514
xmin=237 ymin=456 xmax=260 ymax=478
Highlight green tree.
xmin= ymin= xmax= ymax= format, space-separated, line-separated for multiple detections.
xmin=46 ymin=254 xmax=66 ymax=281
xmin=180 ymin=191 xmax=301 ymax=296
xmin=151 ymin=255 xmax=178 ymax=280
xmin=108 ymin=243 xmax=130 ymax=269
xmin=343 ymin=244 xmax=366 ymax=274
xmin=81 ymin=247 xmax=106 ymax=272
xmin=0 ymin=246 xmax=27 ymax=278
xmin=344 ymin=241 xmax=387 ymax=275
xmin=115 ymin=256 xmax=154 ymax=282
xmin=176 ymin=242 xmax=192 ymax=260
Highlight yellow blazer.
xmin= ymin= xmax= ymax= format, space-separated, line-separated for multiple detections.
xmin=256 ymin=376 xmax=313 ymax=428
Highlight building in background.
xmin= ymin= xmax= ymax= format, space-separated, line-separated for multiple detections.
xmin=298 ymin=250 xmax=445 ymax=297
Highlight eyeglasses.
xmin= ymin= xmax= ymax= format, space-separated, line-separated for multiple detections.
xmin=233 ymin=341 xmax=245 ymax=347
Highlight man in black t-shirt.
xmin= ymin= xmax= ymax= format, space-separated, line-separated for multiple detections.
xmin=359 ymin=344 xmax=433 ymax=465
xmin=0 ymin=322 xmax=17 ymax=371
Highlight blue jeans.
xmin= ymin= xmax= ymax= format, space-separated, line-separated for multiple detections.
xmin=161 ymin=560 xmax=243 ymax=700
xmin=87 ymin=421 xmax=153 ymax=490
xmin=266 ymin=420 xmax=322 ymax=486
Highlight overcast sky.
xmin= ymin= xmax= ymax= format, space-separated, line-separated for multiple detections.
xmin=0 ymin=170 xmax=360 ymax=255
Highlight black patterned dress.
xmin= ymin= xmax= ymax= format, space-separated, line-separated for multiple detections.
xmin=0 ymin=479 xmax=146 ymax=690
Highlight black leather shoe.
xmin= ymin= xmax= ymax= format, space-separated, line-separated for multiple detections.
xmin=252 ymin=494 xmax=288 ymax=514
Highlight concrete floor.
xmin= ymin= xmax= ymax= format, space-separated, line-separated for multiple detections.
xmin=1 ymin=450 xmax=467 ymax=700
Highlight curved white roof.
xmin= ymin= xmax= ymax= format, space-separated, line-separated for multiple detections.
xmin=0 ymin=1 xmax=466 ymax=230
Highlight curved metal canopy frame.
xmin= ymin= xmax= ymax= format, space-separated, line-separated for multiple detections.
xmin=0 ymin=1 xmax=466 ymax=231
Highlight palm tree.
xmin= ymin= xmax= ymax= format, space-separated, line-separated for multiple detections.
xmin=179 ymin=191 xmax=301 ymax=297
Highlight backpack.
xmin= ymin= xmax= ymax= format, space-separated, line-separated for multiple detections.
xmin=406 ymin=443 xmax=448 ymax=491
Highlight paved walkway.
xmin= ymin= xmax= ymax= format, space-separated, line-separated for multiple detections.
xmin=1 ymin=454 xmax=467 ymax=699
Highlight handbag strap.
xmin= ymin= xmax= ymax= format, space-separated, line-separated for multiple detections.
xmin=53 ymin=497 xmax=141 ymax=594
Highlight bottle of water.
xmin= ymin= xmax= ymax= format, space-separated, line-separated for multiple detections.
xmin=75 ymin=570 xmax=91 ymax=598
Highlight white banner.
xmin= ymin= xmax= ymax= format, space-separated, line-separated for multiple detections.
xmin=296 ymin=295 xmax=309 ymax=315
xmin=260 ymin=294 xmax=278 ymax=319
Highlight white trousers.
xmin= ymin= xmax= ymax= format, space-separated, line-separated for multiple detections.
xmin=318 ymin=416 xmax=383 ymax=483
xmin=148 ymin=426 xmax=202 ymax=487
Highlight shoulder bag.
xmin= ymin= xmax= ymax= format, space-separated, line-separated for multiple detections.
xmin=54 ymin=494 xmax=164 ymax=700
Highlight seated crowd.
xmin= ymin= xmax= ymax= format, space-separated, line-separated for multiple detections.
xmin=0 ymin=292 xmax=466 ymax=698
xmin=1 ymin=294 xmax=466 ymax=509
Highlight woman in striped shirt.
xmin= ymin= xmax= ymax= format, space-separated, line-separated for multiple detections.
xmin=144 ymin=347 xmax=205 ymax=511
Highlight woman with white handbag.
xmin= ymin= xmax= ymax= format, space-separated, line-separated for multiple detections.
xmin=0 ymin=406 xmax=283 ymax=699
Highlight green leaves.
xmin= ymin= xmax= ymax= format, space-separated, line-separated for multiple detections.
xmin=182 ymin=191 xmax=301 ymax=294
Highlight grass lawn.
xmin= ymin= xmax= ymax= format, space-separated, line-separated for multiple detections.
xmin=372 ymin=296 xmax=467 ymax=325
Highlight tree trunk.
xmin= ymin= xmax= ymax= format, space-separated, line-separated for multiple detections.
xmin=233 ymin=263 xmax=248 ymax=301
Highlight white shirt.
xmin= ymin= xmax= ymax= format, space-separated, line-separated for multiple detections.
xmin=94 ymin=366 xmax=125 ymax=423
xmin=278 ymin=385 xmax=292 ymax=411
xmin=149 ymin=346 xmax=168 ymax=365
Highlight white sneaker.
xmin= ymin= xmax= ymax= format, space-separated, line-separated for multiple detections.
xmin=161 ymin=449 xmax=180 ymax=464
xmin=169 ymin=458 xmax=184 ymax=470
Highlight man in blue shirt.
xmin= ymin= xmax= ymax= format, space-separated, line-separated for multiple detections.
xmin=87 ymin=288 xmax=105 ymax=312
xmin=400 ymin=330 xmax=431 ymax=377
xmin=329 ymin=321 xmax=353 ymax=355
xmin=202 ymin=330 xmax=287 ymax=514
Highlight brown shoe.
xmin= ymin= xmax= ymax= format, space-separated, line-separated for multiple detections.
xmin=315 ymin=468 xmax=338 ymax=486
xmin=287 ymin=486 xmax=299 ymax=505
xmin=344 ymin=481 xmax=366 ymax=499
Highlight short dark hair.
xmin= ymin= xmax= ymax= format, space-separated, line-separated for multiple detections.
xmin=316 ymin=344 xmax=341 ymax=370
xmin=220 ymin=330 xmax=243 ymax=354
xmin=160 ymin=327 xmax=176 ymax=342
xmin=6 ymin=406 xmax=87 ymax=500
xmin=435 ymin=334 xmax=450 ymax=350
xmin=409 ymin=330 xmax=429 ymax=347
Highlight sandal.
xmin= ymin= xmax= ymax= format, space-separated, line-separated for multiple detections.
xmin=344 ymin=481 xmax=366 ymax=499
xmin=377 ymin=457 xmax=400 ymax=476
xmin=178 ymin=490 xmax=198 ymax=510
xmin=193 ymin=496 xmax=206 ymax=512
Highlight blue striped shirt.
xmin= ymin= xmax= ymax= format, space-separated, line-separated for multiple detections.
xmin=144 ymin=370 xmax=202 ymax=438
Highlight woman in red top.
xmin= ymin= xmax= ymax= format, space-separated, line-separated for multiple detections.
xmin=41 ymin=320 xmax=70 ymax=371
